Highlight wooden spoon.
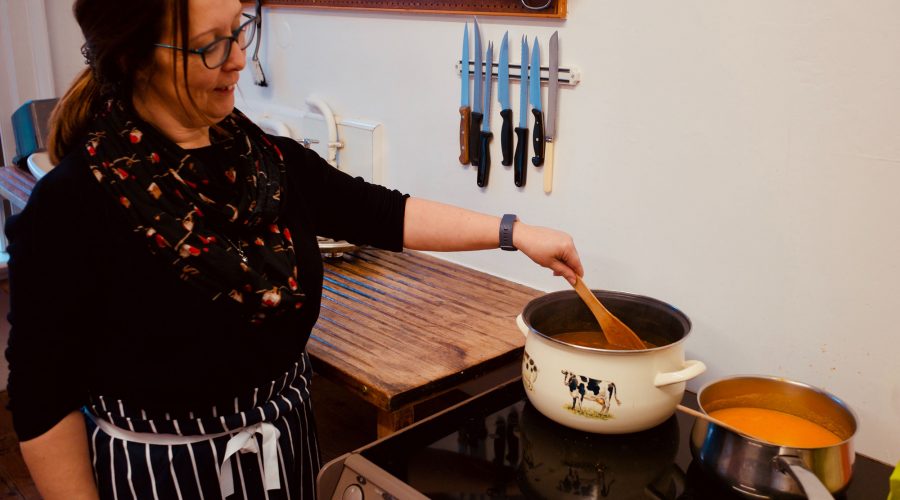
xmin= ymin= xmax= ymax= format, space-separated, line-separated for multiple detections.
xmin=571 ymin=277 xmax=646 ymax=350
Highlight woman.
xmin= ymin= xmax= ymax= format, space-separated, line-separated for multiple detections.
xmin=5 ymin=0 xmax=583 ymax=498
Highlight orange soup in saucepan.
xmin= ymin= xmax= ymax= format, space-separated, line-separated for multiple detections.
xmin=708 ymin=407 xmax=843 ymax=448
xmin=552 ymin=331 xmax=655 ymax=350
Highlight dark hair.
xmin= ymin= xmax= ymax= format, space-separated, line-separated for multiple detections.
xmin=49 ymin=0 xmax=195 ymax=163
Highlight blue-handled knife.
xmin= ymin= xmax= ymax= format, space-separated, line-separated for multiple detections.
xmin=529 ymin=37 xmax=544 ymax=166
xmin=514 ymin=35 xmax=529 ymax=187
xmin=458 ymin=22 xmax=470 ymax=165
xmin=470 ymin=18 xmax=483 ymax=167
xmin=477 ymin=42 xmax=493 ymax=187
xmin=498 ymin=31 xmax=512 ymax=167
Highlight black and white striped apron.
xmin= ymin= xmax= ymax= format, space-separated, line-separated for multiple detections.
xmin=84 ymin=352 xmax=321 ymax=500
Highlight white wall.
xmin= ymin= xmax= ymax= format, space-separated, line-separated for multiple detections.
xmin=16 ymin=0 xmax=900 ymax=464
xmin=0 ymin=0 xmax=57 ymax=165
xmin=44 ymin=0 xmax=85 ymax=95
xmin=238 ymin=1 xmax=900 ymax=465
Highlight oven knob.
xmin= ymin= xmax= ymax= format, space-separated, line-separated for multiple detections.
xmin=342 ymin=484 xmax=364 ymax=500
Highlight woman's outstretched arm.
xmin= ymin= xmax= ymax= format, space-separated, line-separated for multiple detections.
xmin=403 ymin=197 xmax=583 ymax=284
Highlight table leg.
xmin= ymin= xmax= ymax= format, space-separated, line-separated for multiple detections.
xmin=376 ymin=406 xmax=414 ymax=438
xmin=0 ymin=198 xmax=10 ymax=251
xmin=0 ymin=199 xmax=11 ymax=281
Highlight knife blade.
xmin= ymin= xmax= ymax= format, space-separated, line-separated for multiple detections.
xmin=514 ymin=35 xmax=529 ymax=187
xmin=470 ymin=18 xmax=483 ymax=167
xmin=529 ymin=37 xmax=544 ymax=167
xmin=477 ymin=42 xmax=494 ymax=187
xmin=543 ymin=31 xmax=559 ymax=193
xmin=498 ymin=32 xmax=512 ymax=167
xmin=458 ymin=22 xmax=470 ymax=165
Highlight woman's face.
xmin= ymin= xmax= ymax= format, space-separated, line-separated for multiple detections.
xmin=134 ymin=0 xmax=247 ymax=137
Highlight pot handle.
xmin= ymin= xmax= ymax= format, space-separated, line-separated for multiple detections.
xmin=775 ymin=455 xmax=835 ymax=500
xmin=653 ymin=360 xmax=707 ymax=387
xmin=516 ymin=314 xmax=530 ymax=338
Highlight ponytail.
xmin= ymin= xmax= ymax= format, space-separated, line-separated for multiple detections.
xmin=47 ymin=68 xmax=103 ymax=164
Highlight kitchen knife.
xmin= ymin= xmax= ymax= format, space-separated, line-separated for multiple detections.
xmin=458 ymin=22 xmax=470 ymax=165
xmin=470 ymin=18 xmax=483 ymax=167
xmin=543 ymin=31 xmax=559 ymax=193
xmin=514 ymin=35 xmax=529 ymax=187
xmin=529 ymin=37 xmax=544 ymax=166
xmin=477 ymin=42 xmax=494 ymax=187
xmin=498 ymin=32 xmax=512 ymax=167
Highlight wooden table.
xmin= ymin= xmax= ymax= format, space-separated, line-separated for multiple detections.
xmin=0 ymin=166 xmax=544 ymax=436
xmin=0 ymin=166 xmax=33 ymax=212
xmin=311 ymin=248 xmax=541 ymax=436
xmin=0 ymin=166 xmax=36 ymax=283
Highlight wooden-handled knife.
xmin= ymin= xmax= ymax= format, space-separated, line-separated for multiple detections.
xmin=543 ymin=31 xmax=559 ymax=194
xmin=458 ymin=22 xmax=470 ymax=165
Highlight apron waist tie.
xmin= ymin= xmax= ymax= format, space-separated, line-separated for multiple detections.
xmin=87 ymin=412 xmax=282 ymax=496
xmin=219 ymin=422 xmax=281 ymax=497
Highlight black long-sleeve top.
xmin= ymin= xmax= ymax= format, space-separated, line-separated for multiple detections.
xmin=5 ymin=136 xmax=408 ymax=441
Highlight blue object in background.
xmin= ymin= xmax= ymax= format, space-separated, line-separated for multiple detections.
xmin=10 ymin=98 xmax=58 ymax=166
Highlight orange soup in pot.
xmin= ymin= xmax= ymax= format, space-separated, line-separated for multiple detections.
xmin=708 ymin=407 xmax=843 ymax=448
xmin=552 ymin=330 xmax=656 ymax=350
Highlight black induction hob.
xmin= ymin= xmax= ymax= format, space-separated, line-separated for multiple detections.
xmin=317 ymin=378 xmax=891 ymax=500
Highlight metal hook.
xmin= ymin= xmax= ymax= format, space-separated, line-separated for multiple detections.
xmin=521 ymin=0 xmax=553 ymax=10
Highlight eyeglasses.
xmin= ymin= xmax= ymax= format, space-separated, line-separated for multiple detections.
xmin=155 ymin=13 xmax=258 ymax=69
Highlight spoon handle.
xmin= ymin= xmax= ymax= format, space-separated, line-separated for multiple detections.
xmin=675 ymin=404 xmax=749 ymax=437
xmin=572 ymin=278 xmax=645 ymax=349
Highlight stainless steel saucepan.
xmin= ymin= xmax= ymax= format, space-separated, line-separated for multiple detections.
xmin=690 ymin=375 xmax=857 ymax=499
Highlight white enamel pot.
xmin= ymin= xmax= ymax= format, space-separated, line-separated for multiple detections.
xmin=518 ymin=289 xmax=706 ymax=434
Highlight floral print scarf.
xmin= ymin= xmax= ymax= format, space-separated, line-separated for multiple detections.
xmin=83 ymin=97 xmax=304 ymax=323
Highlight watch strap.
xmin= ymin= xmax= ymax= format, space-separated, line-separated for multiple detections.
xmin=500 ymin=214 xmax=518 ymax=251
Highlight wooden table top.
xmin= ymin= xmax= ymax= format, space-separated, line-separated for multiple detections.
xmin=309 ymin=248 xmax=543 ymax=412
xmin=0 ymin=166 xmax=36 ymax=211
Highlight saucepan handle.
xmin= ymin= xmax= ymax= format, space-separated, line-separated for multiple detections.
xmin=653 ymin=360 xmax=707 ymax=387
xmin=516 ymin=314 xmax=529 ymax=338
xmin=775 ymin=455 xmax=835 ymax=500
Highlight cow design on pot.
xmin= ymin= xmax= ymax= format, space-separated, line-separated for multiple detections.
xmin=562 ymin=370 xmax=621 ymax=418
xmin=522 ymin=351 xmax=539 ymax=391
xmin=518 ymin=289 xmax=706 ymax=434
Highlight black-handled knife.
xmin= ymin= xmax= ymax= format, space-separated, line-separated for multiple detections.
xmin=498 ymin=32 xmax=512 ymax=166
xmin=500 ymin=110 xmax=513 ymax=166
xmin=470 ymin=112 xmax=483 ymax=167
xmin=514 ymin=127 xmax=528 ymax=187
xmin=513 ymin=35 xmax=529 ymax=187
xmin=528 ymin=37 xmax=545 ymax=167
xmin=531 ymin=108 xmax=544 ymax=166
xmin=478 ymin=130 xmax=493 ymax=187
xmin=470 ymin=18 xmax=483 ymax=168
xmin=477 ymin=42 xmax=494 ymax=186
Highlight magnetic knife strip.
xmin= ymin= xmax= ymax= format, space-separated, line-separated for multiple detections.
xmin=456 ymin=60 xmax=581 ymax=86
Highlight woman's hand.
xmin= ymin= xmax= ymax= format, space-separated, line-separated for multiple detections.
xmin=512 ymin=222 xmax=584 ymax=285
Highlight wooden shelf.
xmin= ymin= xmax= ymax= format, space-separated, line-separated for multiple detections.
xmin=246 ymin=0 xmax=566 ymax=19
